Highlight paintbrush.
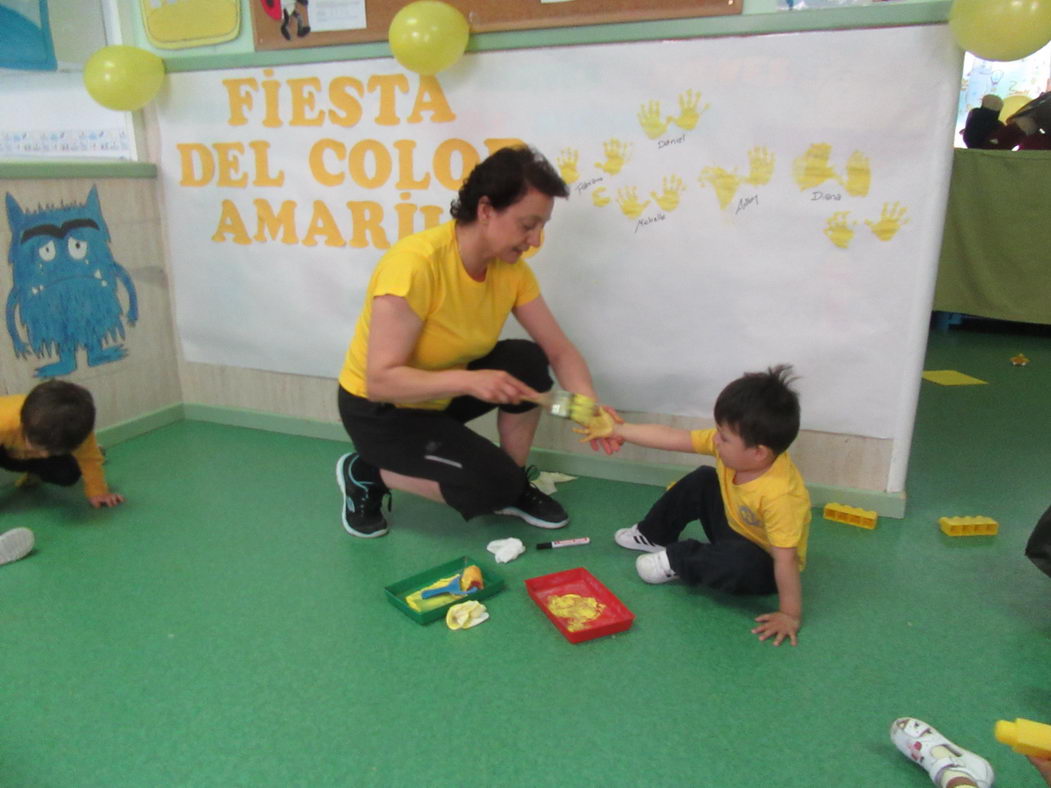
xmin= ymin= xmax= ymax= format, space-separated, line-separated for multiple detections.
xmin=528 ymin=389 xmax=599 ymax=425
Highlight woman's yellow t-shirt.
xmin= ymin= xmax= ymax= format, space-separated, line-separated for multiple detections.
xmin=339 ymin=221 xmax=541 ymax=410
xmin=689 ymin=428 xmax=811 ymax=570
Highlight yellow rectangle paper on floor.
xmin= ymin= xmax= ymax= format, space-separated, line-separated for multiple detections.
xmin=922 ymin=370 xmax=988 ymax=386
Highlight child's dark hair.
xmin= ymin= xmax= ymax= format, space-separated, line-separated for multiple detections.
xmin=713 ymin=364 xmax=800 ymax=456
xmin=21 ymin=380 xmax=95 ymax=454
xmin=450 ymin=145 xmax=569 ymax=222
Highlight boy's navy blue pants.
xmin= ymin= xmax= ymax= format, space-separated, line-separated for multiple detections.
xmin=0 ymin=447 xmax=81 ymax=486
xmin=637 ymin=465 xmax=777 ymax=595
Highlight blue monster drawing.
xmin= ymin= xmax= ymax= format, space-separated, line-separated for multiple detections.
xmin=5 ymin=186 xmax=138 ymax=378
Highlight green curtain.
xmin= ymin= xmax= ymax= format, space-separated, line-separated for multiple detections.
xmin=935 ymin=148 xmax=1051 ymax=325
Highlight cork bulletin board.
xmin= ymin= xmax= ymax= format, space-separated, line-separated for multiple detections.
xmin=251 ymin=0 xmax=741 ymax=52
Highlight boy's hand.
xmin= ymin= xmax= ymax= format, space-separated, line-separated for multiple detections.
xmin=573 ymin=406 xmax=624 ymax=454
xmin=89 ymin=492 xmax=125 ymax=508
xmin=1027 ymin=755 xmax=1051 ymax=786
xmin=573 ymin=409 xmax=618 ymax=441
xmin=752 ymin=611 xmax=800 ymax=646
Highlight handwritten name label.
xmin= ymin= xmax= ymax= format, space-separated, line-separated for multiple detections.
xmin=635 ymin=212 xmax=667 ymax=233
xmin=657 ymin=134 xmax=686 ymax=149
xmin=810 ymin=190 xmax=842 ymax=201
xmin=575 ymin=176 xmax=604 ymax=195
xmin=736 ymin=194 xmax=759 ymax=214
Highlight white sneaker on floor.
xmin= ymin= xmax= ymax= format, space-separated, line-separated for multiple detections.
xmin=635 ymin=550 xmax=678 ymax=584
xmin=890 ymin=717 xmax=994 ymax=788
xmin=0 ymin=528 xmax=34 ymax=566
xmin=614 ymin=523 xmax=664 ymax=552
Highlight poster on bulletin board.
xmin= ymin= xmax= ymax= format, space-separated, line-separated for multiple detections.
xmin=0 ymin=0 xmax=56 ymax=70
xmin=154 ymin=25 xmax=960 ymax=440
xmin=139 ymin=0 xmax=241 ymax=50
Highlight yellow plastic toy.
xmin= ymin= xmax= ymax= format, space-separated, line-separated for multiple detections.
xmin=995 ymin=717 xmax=1051 ymax=758
xmin=823 ymin=502 xmax=878 ymax=530
xmin=938 ymin=516 xmax=998 ymax=537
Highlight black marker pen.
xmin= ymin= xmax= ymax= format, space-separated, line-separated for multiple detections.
xmin=536 ymin=537 xmax=590 ymax=550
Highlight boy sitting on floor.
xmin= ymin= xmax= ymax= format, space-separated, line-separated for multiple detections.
xmin=578 ymin=365 xmax=810 ymax=646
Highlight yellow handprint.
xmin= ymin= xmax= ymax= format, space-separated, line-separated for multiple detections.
xmin=572 ymin=410 xmax=618 ymax=443
xmin=698 ymin=166 xmax=743 ymax=211
xmin=595 ymin=138 xmax=632 ymax=176
xmin=592 ymin=187 xmax=610 ymax=207
xmin=824 ymin=212 xmax=857 ymax=249
xmin=638 ymin=100 xmax=670 ymax=140
xmin=838 ymin=151 xmax=871 ymax=197
xmin=669 ymin=89 xmax=709 ymax=131
xmin=865 ymin=202 xmax=909 ymax=241
xmin=650 ymin=175 xmax=686 ymax=212
xmin=616 ymin=187 xmax=650 ymax=220
xmin=743 ymin=147 xmax=776 ymax=187
xmin=793 ymin=143 xmax=840 ymax=191
xmin=556 ymin=148 xmax=580 ymax=185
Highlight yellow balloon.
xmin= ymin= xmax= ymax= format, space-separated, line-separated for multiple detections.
xmin=1000 ymin=93 xmax=1034 ymax=123
xmin=388 ymin=1 xmax=469 ymax=76
xmin=84 ymin=46 xmax=165 ymax=112
xmin=950 ymin=0 xmax=1051 ymax=62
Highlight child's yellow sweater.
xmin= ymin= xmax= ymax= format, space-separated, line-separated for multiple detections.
xmin=0 ymin=394 xmax=108 ymax=498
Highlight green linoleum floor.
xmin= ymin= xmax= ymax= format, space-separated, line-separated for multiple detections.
xmin=2 ymin=324 xmax=1051 ymax=786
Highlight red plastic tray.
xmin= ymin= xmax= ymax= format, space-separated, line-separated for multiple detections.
xmin=524 ymin=567 xmax=635 ymax=644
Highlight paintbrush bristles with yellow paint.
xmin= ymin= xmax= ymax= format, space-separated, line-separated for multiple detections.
xmin=528 ymin=389 xmax=599 ymax=425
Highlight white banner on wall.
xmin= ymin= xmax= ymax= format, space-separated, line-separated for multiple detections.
xmin=156 ymin=26 xmax=960 ymax=441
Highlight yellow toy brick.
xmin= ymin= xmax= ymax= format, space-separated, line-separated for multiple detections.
xmin=823 ymin=502 xmax=878 ymax=530
xmin=939 ymin=516 xmax=999 ymax=537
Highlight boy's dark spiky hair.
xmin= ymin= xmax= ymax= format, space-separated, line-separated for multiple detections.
xmin=21 ymin=380 xmax=95 ymax=454
xmin=713 ymin=364 xmax=800 ymax=455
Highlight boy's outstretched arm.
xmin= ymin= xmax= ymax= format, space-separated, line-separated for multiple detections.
xmin=618 ymin=423 xmax=694 ymax=452
xmin=575 ymin=417 xmax=694 ymax=453
xmin=752 ymin=546 xmax=802 ymax=646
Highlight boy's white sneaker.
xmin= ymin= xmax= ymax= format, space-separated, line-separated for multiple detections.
xmin=890 ymin=717 xmax=993 ymax=788
xmin=635 ymin=550 xmax=678 ymax=584
xmin=0 ymin=528 xmax=34 ymax=566
xmin=614 ymin=524 xmax=664 ymax=552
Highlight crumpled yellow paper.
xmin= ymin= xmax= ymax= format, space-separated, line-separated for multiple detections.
xmin=446 ymin=600 xmax=490 ymax=630
xmin=546 ymin=594 xmax=605 ymax=632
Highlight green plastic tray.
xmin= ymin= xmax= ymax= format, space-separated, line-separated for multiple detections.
xmin=384 ymin=555 xmax=506 ymax=625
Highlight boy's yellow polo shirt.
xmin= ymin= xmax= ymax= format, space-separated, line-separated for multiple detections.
xmin=690 ymin=428 xmax=811 ymax=570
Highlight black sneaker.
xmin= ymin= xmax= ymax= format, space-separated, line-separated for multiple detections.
xmin=336 ymin=452 xmax=391 ymax=537
xmin=494 ymin=467 xmax=569 ymax=529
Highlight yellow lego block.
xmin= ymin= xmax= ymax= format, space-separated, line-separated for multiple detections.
xmin=823 ymin=502 xmax=878 ymax=530
xmin=939 ymin=516 xmax=999 ymax=537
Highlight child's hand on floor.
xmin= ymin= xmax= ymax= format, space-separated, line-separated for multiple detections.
xmin=752 ymin=611 xmax=800 ymax=646
xmin=89 ymin=492 xmax=125 ymax=508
